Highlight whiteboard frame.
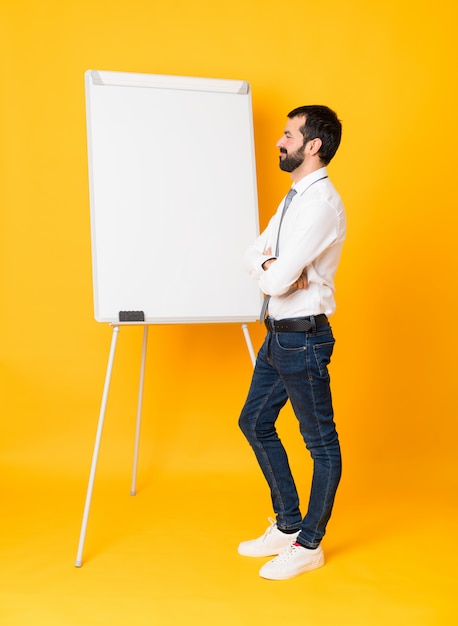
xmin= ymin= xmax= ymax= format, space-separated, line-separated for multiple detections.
xmin=85 ymin=70 xmax=262 ymax=325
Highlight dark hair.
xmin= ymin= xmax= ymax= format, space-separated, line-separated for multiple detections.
xmin=287 ymin=105 xmax=342 ymax=165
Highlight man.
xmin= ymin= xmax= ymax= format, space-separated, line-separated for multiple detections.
xmin=238 ymin=105 xmax=346 ymax=580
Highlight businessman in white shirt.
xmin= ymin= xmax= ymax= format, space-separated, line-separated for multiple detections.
xmin=238 ymin=105 xmax=346 ymax=580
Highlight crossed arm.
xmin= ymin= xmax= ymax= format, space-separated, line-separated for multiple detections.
xmin=261 ymin=247 xmax=309 ymax=290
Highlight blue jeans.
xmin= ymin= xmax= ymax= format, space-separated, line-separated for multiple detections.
xmin=238 ymin=323 xmax=341 ymax=549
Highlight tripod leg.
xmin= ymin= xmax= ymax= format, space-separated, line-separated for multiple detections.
xmin=241 ymin=323 xmax=256 ymax=367
xmin=131 ymin=325 xmax=148 ymax=496
xmin=75 ymin=325 xmax=120 ymax=567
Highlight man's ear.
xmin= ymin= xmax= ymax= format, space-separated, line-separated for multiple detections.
xmin=308 ymin=138 xmax=322 ymax=157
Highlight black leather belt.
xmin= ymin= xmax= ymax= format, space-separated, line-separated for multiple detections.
xmin=264 ymin=314 xmax=328 ymax=333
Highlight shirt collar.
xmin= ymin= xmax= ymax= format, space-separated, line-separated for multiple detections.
xmin=292 ymin=166 xmax=328 ymax=195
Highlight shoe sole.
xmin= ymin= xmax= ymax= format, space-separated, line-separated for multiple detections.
xmin=259 ymin=554 xmax=325 ymax=580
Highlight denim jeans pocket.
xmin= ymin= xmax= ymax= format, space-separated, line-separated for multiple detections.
xmin=274 ymin=332 xmax=307 ymax=352
xmin=273 ymin=332 xmax=307 ymax=375
xmin=312 ymin=340 xmax=335 ymax=379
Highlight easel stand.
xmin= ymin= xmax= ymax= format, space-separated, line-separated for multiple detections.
xmin=74 ymin=323 xmax=255 ymax=567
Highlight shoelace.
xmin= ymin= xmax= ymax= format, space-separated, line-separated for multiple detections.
xmin=272 ymin=541 xmax=302 ymax=564
xmin=261 ymin=517 xmax=277 ymax=542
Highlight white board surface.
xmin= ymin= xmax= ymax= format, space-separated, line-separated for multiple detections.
xmin=85 ymin=70 xmax=262 ymax=324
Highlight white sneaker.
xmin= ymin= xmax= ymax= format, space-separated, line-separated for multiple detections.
xmin=238 ymin=518 xmax=300 ymax=557
xmin=259 ymin=542 xmax=325 ymax=580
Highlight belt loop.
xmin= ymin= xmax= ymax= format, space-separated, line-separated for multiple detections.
xmin=310 ymin=315 xmax=317 ymax=333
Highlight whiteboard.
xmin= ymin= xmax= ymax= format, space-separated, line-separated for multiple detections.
xmin=85 ymin=70 xmax=262 ymax=324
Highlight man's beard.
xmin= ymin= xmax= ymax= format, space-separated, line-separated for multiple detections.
xmin=279 ymin=145 xmax=305 ymax=172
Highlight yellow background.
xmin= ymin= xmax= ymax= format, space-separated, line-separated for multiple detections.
xmin=1 ymin=0 xmax=457 ymax=624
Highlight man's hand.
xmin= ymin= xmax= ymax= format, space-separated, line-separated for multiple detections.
xmin=294 ymin=268 xmax=309 ymax=290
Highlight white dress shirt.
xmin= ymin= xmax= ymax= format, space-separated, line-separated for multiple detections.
xmin=244 ymin=167 xmax=346 ymax=319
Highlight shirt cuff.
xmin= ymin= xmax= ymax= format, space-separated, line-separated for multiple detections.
xmin=260 ymin=255 xmax=276 ymax=271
